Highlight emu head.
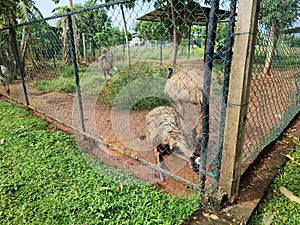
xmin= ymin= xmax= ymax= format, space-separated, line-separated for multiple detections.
xmin=167 ymin=67 xmax=173 ymax=79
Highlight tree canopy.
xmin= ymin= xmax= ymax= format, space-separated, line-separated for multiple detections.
xmin=0 ymin=0 xmax=43 ymax=27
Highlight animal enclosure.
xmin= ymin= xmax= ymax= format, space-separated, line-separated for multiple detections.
xmin=0 ymin=0 xmax=299 ymax=208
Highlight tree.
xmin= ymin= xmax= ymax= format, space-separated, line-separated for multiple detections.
xmin=259 ymin=0 xmax=300 ymax=76
xmin=0 ymin=0 xmax=44 ymax=77
xmin=52 ymin=0 xmax=80 ymax=63
xmin=53 ymin=0 xmax=124 ymax=62
xmin=104 ymin=0 xmax=138 ymax=65
xmin=151 ymin=0 xmax=209 ymax=65
xmin=133 ymin=21 xmax=169 ymax=42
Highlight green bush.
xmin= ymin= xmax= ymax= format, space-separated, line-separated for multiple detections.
xmin=100 ymin=62 xmax=175 ymax=110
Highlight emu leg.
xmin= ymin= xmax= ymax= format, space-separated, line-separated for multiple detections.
xmin=2 ymin=82 xmax=10 ymax=95
xmin=108 ymin=71 xmax=113 ymax=77
xmin=103 ymin=71 xmax=108 ymax=86
xmin=6 ymin=83 xmax=10 ymax=95
xmin=154 ymin=147 xmax=165 ymax=181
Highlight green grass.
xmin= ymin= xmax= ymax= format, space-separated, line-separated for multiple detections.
xmin=32 ymin=65 xmax=87 ymax=93
xmin=249 ymin=137 xmax=300 ymax=225
xmin=0 ymin=100 xmax=200 ymax=225
xmin=113 ymin=45 xmax=204 ymax=62
xmin=32 ymin=60 xmax=175 ymax=111
xmin=30 ymin=46 xmax=206 ymax=111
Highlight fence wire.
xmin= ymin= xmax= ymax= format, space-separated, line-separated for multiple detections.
xmin=0 ymin=0 xmax=299 ymax=202
xmin=243 ymin=20 xmax=300 ymax=170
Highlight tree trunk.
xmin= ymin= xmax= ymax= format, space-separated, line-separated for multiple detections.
xmin=82 ymin=33 xmax=87 ymax=63
xmin=62 ymin=16 xmax=70 ymax=63
xmin=170 ymin=0 xmax=178 ymax=66
xmin=120 ymin=4 xmax=131 ymax=66
xmin=169 ymin=0 xmax=186 ymax=66
xmin=263 ymin=23 xmax=278 ymax=76
xmin=69 ymin=0 xmax=80 ymax=64
xmin=20 ymin=26 xmax=28 ymax=75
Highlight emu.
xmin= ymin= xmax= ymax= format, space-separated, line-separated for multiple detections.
xmin=98 ymin=49 xmax=114 ymax=86
xmin=164 ymin=67 xmax=203 ymax=143
xmin=146 ymin=106 xmax=200 ymax=180
xmin=0 ymin=65 xmax=11 ymax=95
xmin=164 ymin=67 xmax=203 ymax=105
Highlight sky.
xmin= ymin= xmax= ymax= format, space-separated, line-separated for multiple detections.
xmin=35 ymin=0 xmax=86 ymax=18
xmin=34 ymin=0 xmax=151 ymax=31
xmin=35 ymin=0 xmax=299 ymax=29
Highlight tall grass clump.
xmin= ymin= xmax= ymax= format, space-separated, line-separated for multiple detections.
xmin=100 ymin=62 xmax=176 ymax=111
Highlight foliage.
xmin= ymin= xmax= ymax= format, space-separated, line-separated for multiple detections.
xmin=249 ymin=137 xmax=300 ymax=225
xmin=134 ymin=21 xmax=169 ymax=41
xmin=76 ymin=0 xmax=126 ymax=48
xmin=52 ymin=0 xmax=125 ymax=51
xmin=259 ymin=0 xmax=300 ymax=31
xmin=0 ymin=0 xmax=43 ymax=27
xmin=0 ymin=0 xmax=48 ymax=78
xmin=0 ymin=100 xmax=200 ymax=224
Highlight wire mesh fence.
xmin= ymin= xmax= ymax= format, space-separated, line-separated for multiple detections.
xmin=243 ymin=15 xmax=300 ymax=171
xmin=0 ymin=0 xmax=299 ymax=204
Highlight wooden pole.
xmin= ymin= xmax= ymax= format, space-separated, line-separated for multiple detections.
xmin=120 ymin=4 xmax=131 ymax=66
xmin=219 ymin=0 xmax=260 ymax=203
xmin=187 ymin=25 xmax=191 ymax=59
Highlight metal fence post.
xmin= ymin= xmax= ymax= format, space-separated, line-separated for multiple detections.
xmin=67 ymin=8 xmax=86 ymax=133
xmin=200 ymin=0 xmax=220 ymax=191
xmin=10 ymin=24 xmax=29 ymax=106
xmin=219 ymin=0 xmax=260 ymax=203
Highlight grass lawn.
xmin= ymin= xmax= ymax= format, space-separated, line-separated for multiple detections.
xmin=249 ymin=136 xmax=300 ymax=224
xmin=0 ymin=100 xmax=200 ymax=224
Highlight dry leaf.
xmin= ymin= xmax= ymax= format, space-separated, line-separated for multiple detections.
xmin=119 ymin=182 xmax=123 ymax=192
xmin=279 ymin=186 xmax=300 ymax=204
xmin=281 ymin=154 xmax=300 ymax=167
xmin=286 ymin=154 xmax=300 ymax=167
xmin=262 ymin=214 xmax=274 ymax=225
xmin=100 ymin=187 xmax=113 ymax=191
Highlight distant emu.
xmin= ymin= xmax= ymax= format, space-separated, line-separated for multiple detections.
xmin=98 ymin=48 xmax=114 ymax=86
xmin=0 ymin=65 xmax=11 ymax=95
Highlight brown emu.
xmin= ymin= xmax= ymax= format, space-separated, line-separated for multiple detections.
xmin=146 ymin=106 xmax=200 ymax=180
xmin=0 ymin=65 xmax=11 ymax=95
xmin=98 ymin=48 xmax=114 ymax=86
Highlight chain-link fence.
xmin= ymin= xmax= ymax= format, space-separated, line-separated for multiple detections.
xmin=243 ymin=7 xmax=300 ymax=172
xmin=0 ymin=0 xmax=299 ymax=207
